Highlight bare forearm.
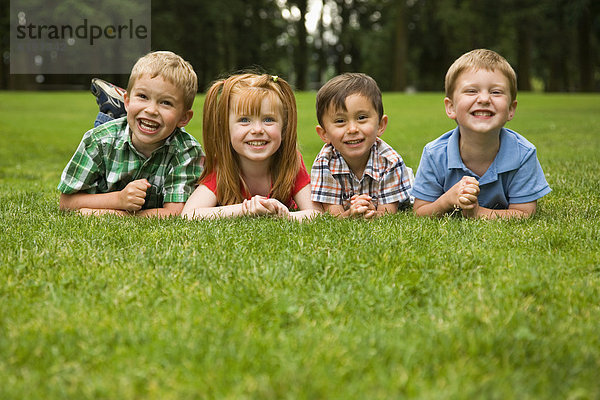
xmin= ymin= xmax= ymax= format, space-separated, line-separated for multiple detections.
xmin=320 ymin=204 xmax=352 ymax=218
xmin=136 ymin=203 xmax=184 ymax=218
xmin=475 ymin=205 xmax=536 ymax=219
xmin=372 ymin=203 xmax=399 ymax=218
xmin=413 ymin=196 xmax=455 ymax=217
xmin=288 ymin=208 xmax=322 ymax=221
xmin=60 ymin=192 xmax=122 ymax=211
xmin=79 ymin=208 xmax=129 ymax=216
xmin=181 ymin=204 xmax=246 ymax=219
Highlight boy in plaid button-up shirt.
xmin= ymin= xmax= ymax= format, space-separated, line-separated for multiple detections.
xmin=311 ymin=73 xmax=413 ymax=218
xmin=58 ymin=51 xmax=204 ymax=217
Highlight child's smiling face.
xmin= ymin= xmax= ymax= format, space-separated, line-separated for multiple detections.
xmin=444 ymin=68 xmax=517 ymax=136
xmin=124 ymin=74 xmax=192 ymax=157
xmin=228 ymin=96 xmax=283 ymax=165
xmin=316 ymin=93 xmax=387 ymax=177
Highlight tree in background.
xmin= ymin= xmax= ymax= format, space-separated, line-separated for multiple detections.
xmin=0 ymin=0 xmax=598 ymax=92
xmin=152 ymin=0 xmax=289 ymax=91
xmin=288 ymin=0 xmax=309 ymax=90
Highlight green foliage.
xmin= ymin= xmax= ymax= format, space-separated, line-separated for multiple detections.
xmin=3 ymin=0 xmax=599 ymax=91
xmin=0 ymin=92 xmax=599 ymax=399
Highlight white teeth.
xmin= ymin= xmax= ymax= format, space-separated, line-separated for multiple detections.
xmin=247 ymin=141 xmax=267 ymax=146
xmin=473 ymin=111 xmax=493 ymax=116
xmin=140 ymin=119 xmax=159 ymax=130
xmin=346 ymin=139 xmax=363 ymax=144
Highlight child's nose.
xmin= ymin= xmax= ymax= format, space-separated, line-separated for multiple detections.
xmin=477 ymin=92 xmax=491 ymax=103
xmin=347 ymin=121 xmax=359 ymax=133
xmin=250 ymin=121 xmax=264 ymax=133
xmin=145 ymin=101 xmax=159 ymax=114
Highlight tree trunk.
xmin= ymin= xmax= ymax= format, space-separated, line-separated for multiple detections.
xmin=516 ymin=24 xmax=532 ymax=91
xmin=391 ymin=2 xmax=407 ymax=91
xmin=334 ymin=0 xmax=350 ymax=75
xmin=294 ymin=0 xmax=308 ymax=90
xmin=315 ymin=5 xmax=327 ymax=87
xmin=577 ymin=4 xmax=593 ymax=92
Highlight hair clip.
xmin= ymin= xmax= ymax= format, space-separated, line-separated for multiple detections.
xmin=272 ymin=75 xmax=278 ymax=83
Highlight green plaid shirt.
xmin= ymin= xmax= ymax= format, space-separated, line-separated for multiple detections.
xmin=58 ymin=117 xmax=204 ymax=209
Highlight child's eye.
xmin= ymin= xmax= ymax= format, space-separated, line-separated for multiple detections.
xmin=161 ymin=100 xmax=173 ymax=106
xmin=334 ymin=118 xmax=345 ymax=124
xmin=264 ymin=117 xmax=275 ymax=123
xmin=357 ymin=114 xmax=368 ymax=121
xmin=239 ymin=117 xmax=250 ymax=123
xmin=491 ymin=89 xmax=504 ymax=96
xmin=137 ymin=93 xmax=148 ymax=99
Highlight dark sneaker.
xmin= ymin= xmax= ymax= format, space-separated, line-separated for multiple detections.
xmin=91 ymin=78 xmax=126 ymax=118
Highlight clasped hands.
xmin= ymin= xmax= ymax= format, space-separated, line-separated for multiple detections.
xmin=450 ymin=176 xmax=480 ymax=218
xmin=241 ymin=195 xmax=289 ymax=217
xmin=349 ymin=194 xmax=377 ymax=219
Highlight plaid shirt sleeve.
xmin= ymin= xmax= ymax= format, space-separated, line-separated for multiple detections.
xmin=162 ymin=133 xmax=205 ymax=203
xmin=377 ymin=158 xmax=413 ymax=205
xmin=310 ymin=145 xmax=343 ymax=205
xmin=57 ymin=130 xmax=103 ymax=194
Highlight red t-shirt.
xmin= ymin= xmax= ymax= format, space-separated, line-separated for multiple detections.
xmin=201 ymin=155 xmax=310 ymax=209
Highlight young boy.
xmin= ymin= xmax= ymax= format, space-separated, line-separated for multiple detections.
xmin=412 ymin=49 xmax=551 ymax=219
xmin=311 ymin=73 xmax=413 ymax=218
xmin=58 ymin=51 xmax=204 ymax=217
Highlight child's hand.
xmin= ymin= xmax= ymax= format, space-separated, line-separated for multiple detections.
xmin=242 ymin=196 xmax=289 ymax=217
xmin=349 ymin=194 xmax=376 ymax=218
xmin=258 ymin=197 xmax=290 ymax=217
xmin=119 ymin=179 xmax=151 ymax=211
xmin=450 ymin=176 xmax=479 ymax=218
xmin=460 ymin=181 xmax=479 ymax=218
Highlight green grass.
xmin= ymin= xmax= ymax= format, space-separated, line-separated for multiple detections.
xmin=1 ymin=91 xmax=599 ymax=399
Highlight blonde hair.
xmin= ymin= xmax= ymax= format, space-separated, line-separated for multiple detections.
xmin=201 ymin=73 xmax=299 ymax=206
xmin=127 ymin=51 xmax=198 ymax=110
xmin=445 ymin=49 xmax=517 ymax=102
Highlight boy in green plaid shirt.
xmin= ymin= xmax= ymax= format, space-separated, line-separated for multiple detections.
xmin=58 ymin=51 xmax=204 ymax=216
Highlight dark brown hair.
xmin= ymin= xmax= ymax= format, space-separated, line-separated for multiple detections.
xmin=315 ymin=72 xmax=384 ymax=127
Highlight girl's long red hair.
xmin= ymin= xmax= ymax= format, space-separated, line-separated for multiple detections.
xmin=200 ymin=74 xmax=299 ymax=206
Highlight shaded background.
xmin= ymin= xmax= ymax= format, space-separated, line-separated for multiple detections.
xmin=1 ymin=0 xmax=599 ymax=92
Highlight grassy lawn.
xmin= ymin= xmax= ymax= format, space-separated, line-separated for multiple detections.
xmin=0 ymin=90 xmax=599 ymax=399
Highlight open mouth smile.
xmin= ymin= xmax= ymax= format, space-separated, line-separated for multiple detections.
xmin=246 ymin=140 xmax=269 ymax=146
xmin=345 ymin=138 xmax=365 ymax=145
xmin=471 ymin=110 xmax=494 ymax=117
xmin=138 ymin=118 xmax=160 ymax=133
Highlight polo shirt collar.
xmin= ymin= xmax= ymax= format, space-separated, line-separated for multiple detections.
xmin=447 ymin=127 xmax=463 ymax=169
xmin=447 ymin=127 xmax=521 ymax=183
xmin=494 ymin=128 xmax=521 ymax=173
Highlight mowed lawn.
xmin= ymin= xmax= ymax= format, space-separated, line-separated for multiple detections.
xmin=0 ymin=90 xmax=599 ymax=399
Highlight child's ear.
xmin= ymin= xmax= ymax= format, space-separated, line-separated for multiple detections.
xmin=177 ymin=110 xmax=194 ymax=128
xmin=123 ymin=92 xmax=130 ymax=112
xmin=316 ymin=125 xmax=330 ymax=144
xmin=507 ymin=99 xmax=517 ymax=121
xmin=444 ymin=97 xmax=456 ymax=120
xmin=377 ymin=115 xmax=388 ymax=137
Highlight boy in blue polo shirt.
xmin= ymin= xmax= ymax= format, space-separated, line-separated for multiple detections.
xmin=412 ymin=49 xmax=550 ymax=219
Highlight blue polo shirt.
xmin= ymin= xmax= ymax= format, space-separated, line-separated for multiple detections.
xmin=412 ymin=127 xmax=551 ymax=209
